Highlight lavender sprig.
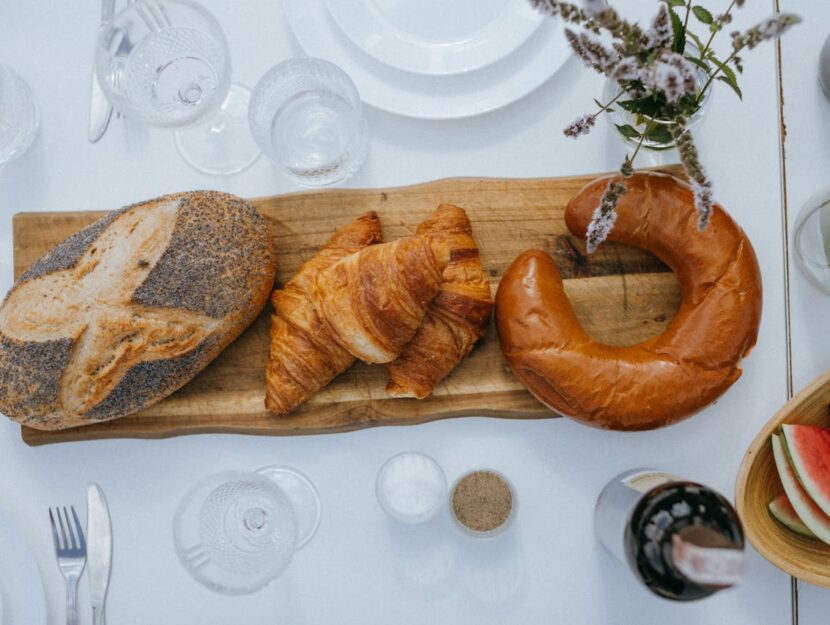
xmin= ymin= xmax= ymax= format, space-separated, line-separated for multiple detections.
xmin=565 ymin=29 xmax=618 ymax=76
xmin=586 ymin=151 xmax=639 ymax=253
xmin=669 ymin=119 xmax=713 ymax=230
xmin=645 ymin=4 xmax=673 ymax=50
xmin=731 ymin=13 xmax=801 ymax=51
xmin=531 ymin=0 xmax=800 ymax=252
xmin=564 ymin=114 xmax=596 ymax=138
xmin=586 ymin=180 xmax=626 ymax=253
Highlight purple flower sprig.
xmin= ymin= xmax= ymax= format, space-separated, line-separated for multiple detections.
xmin=534 ymin=0 xmax=800 ymax=251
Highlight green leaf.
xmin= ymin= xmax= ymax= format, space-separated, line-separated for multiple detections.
xmin=615 ymin=124 xmax=642 ymax=140
xmin=687 ymin=31 xmax=706 ymax=53
xmin=669 ymin=7 xmax=685 ymax=54
xmin=663 ymin=0 xmax=686 ymax=6
xmin=692 ymin=5 xmax=714 ymax=24
xmin=618 ymin=97 xmax=664 ymax=118
xmin=720 ymin=63 xmax=739 ymax=83
xmin=684 ymin=55 xmax=711 ymax=72
xmin=706 ymin=51 xmax=726 ymax=68
xmin=717 ymin=66 xmax=743 ymax=99
xmin=716 ymin=75 xmax=742 ymax=99
xmin=645 ymin=125 xmax=674 ymax=144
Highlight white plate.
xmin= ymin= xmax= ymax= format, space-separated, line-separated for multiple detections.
xmin=0 ymin=509 xmax=46 ymax=625
xmin=284 ymin=0 xmax=569 ymax=119
xmin=322 ymin=0 xmax=543 ymax=75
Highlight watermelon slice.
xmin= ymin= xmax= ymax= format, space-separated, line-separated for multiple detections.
xmin=770 ymin=433 xmax=830 ymax=544
xmin=781 ymin=424 xmax=830 ymax=517
xmin=769 ymin=492 xmax=816 ymax=538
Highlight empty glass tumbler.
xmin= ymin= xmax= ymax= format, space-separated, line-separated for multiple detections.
xmin=249 ymin=58 xmax=368 ymax=186
xmin=173 ymin=466 xmax=320 ymax=594
xmin=0 ymin=66 xmax=39 ymax=164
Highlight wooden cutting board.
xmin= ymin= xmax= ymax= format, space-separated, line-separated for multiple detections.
xmin=12 ymin=166 xmax=683 ymax=445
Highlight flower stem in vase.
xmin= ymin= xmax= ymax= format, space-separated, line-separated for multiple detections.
xmin=532 ymin=0 xmax=801 ymax=251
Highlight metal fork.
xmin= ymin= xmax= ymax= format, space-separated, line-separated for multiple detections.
xmin=135 ymin=0 xmax=172 ymax=32
xmin=115 ymin=0 xmax=137 ymax=120
xmin=49 ymin=506 xmax=87 ymax=625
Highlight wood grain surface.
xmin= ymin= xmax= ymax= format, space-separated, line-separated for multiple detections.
xmin=736 ymin=368 xmax=830 ymax=588
xmin=12 ymin=167 xmax=684 ymax=445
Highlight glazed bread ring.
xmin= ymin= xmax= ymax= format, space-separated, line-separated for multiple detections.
xmin=495 ymin=172 xmax=762 ymax=431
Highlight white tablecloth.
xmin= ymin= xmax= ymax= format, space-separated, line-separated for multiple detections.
xmin=0 ymin=1 xmax=821 ymax=623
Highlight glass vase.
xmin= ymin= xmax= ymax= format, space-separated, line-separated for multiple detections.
xmin=602 ymin=52 xmax=712 ymax=151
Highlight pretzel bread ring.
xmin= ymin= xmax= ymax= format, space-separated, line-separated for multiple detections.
xmin=495 ymin=172 xmax=762 ymax=431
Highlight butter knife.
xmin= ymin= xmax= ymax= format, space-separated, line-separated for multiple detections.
xmin=87 ymin=483 xmax=112 ymax=625
xmin=88 ymin=0 xmax=115 ymax=143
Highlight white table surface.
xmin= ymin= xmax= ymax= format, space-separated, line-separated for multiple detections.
xmin=779 ymin=2 xmax=830 ymax=624
xmin=0 ymin=0 xmax=821 ymax=623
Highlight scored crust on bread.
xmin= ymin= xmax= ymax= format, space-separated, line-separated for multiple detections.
xmin=0 ymin=191 xmax=276 ymax=430
xmin=307 ymin=235 xmax=449 ymax=364
xmin=265 ymin=211 xmax=382 ymax=416
xmin=386 ymin=204 xmax=493 ymax=399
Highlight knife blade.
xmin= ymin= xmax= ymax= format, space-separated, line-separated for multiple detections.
xmin=88 ymin=0 xmax=116 ymax=143
xmin=87 ymin=483 xmax=112 ymax=625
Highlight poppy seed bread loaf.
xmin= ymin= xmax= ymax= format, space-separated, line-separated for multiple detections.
xmin=0 ymin=191 xmax=276 ymax=430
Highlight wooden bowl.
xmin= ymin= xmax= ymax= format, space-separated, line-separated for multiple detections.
xmin=736 ymin=369 xmax=830 ymax=587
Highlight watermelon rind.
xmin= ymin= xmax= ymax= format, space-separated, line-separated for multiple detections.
xmin=769 ymin=493 xmax=816 ymax=538
xmin=781 ymin=424 xmax=830 ymax=518
xmin=771 ymin=434 xmax=830 ymax=545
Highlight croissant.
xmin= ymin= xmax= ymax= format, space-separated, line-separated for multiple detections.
xmin=308 ymin=235 xmax=448 ymax=364
xmin=386 ymin=204 xmax=493 ymax=398
xmin=265 ymin=212 xmax=382 ymax=416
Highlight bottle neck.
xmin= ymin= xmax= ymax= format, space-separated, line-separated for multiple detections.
xmin=668 ymin=526 xmax=745 ymax=588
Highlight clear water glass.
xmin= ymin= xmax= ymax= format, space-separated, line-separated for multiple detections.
xmin=794 ymin=187 xmax=830 ymax=294
xmin=173 ymin=466 xmax=320 ymax=594
xmin=249 ymin=58 xmax=368 ymax=186
xmin=95 ymin=0 xmax=230 ymax=127
xmin=95 ymin=0 xmax=259 ymax=174
xmin=0 ymin=66 xmax=39 ymax=164
xmin=376 ymin=452 xmax=446 ymax=524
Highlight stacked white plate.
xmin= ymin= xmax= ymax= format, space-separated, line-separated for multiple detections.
xmin=283 ymin=0 xmax=570 ymax=119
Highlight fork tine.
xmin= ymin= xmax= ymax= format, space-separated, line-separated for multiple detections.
xmin=157 ymin=2 xmax=172 ymax=27
xmin=71 ymin=506 xmax=86 ymax=552
xmin=63 ymin=507 xmax=76 ymax=550
xmin=147 ymin=2 xmax=164 ymax=31
xmin=57 ymin=507 xmax=69 ymax=550
xmin=135 ymin=3 xmax=157 ymax=32
xmin=49 ymin=508 xmax=62 ymax=550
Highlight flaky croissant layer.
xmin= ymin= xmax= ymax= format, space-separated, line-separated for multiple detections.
xmin=265 ymin=212 xmax=382 ymax=416
xmin=308 ymin=235 xmax=447 ymax=364
xmin=387 ymin=204 xmax=493 ymax=398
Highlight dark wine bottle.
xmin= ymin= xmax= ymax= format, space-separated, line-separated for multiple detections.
xmin=595 ymin=469 xmax=745 ymax=601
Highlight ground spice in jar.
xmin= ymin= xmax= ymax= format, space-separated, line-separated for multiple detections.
xmin=451 ymin=470 xmax=513 ymax=534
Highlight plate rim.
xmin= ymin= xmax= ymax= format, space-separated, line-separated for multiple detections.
xmin=284 ymin=0 xmax=571 ymax=120
xmin=321 ymin=0 xmax=544 ymax=76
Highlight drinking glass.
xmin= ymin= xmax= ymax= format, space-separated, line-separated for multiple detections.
xmin=376 ymin=452 xmax=446 ymax=524
xmin=173 ymin=466 xmax=320 ymax=594
xmin=94 ymin=0 xmax=259 ymax=174
xmin=249 ymin=58 xmax=368 ymax=186
xmin=794 ymin=187 xmax=830 ymax=294
xmin=0 ymin=65 xmax=39 ymax=164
